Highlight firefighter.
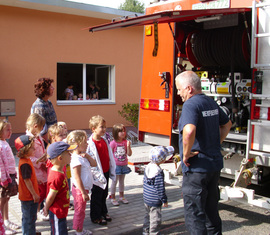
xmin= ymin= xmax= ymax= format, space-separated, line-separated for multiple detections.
xmin=175 ymin=71 xmax=232 ymax=234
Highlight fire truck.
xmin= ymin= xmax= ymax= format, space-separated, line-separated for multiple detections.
xmin=88 ymin=0 xmax=270 ymax=209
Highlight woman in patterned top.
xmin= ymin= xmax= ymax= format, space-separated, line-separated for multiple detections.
xmin=31 ymin=77 xmax=57 ymax=144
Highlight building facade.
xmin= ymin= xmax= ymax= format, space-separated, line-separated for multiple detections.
xmin=0 ymin=0 xmax=143 ymax=135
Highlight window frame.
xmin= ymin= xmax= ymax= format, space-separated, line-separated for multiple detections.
xmin=56 ymin=63 xmax=115 ymax=106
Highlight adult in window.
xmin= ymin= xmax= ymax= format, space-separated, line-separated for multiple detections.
xmin=31 ymin=78 xmax=57 ymax=144
xmin=64 ymin=83 xmax=74 ymax=100
xmin=175 ymin=71 xmax=232 ymax=235
xmin=89 ymin=81 xmax=99 ymax=100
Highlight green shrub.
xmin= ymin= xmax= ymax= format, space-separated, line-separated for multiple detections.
xmin=118 ymin=103 xmax=139 ymax=128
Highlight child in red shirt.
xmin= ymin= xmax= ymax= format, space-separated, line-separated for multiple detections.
xmin=43 ymin=141 xmax=77 ymax=235
xmin=86 ymin=115 xmax=116 ymax=225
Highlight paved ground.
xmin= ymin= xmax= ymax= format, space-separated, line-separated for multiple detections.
xmin=9 ymin=143 xmax=270 ymax=234
xmin=8 ymin=144 xmax=185 ymax=235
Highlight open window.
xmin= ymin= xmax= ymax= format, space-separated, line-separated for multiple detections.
xmin=57 ymin=63 xmax=115 ymax=105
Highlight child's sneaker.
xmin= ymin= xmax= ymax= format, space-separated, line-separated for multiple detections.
xmin=76 ymin=229 xmax=93 ymax=235
xmin=119 ymin=197 xmax=129 ymax=204
xmin=111 ymin=199 xmax=120 ymax=206
xmin=82 ymin=229 xmax=93 ymax=235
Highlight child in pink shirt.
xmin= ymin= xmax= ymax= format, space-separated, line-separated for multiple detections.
xmin=110 ymin=124 xmax=132 ymax=206
xmin=25 ymin=113 xmax=48 ymax=221
xmin=0 ymin=119 xmax=19 ymax=234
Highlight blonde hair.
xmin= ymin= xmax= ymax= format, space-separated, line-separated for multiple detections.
xmin=26 ymin=113 xmax=45 ymax=130
xmin=67 ymin=130 xmax=87 ymax=146
xmin=48 ymin=124 xmax=64 ymax=143
xmin=0 ymin=119 xmax=10 ymax=138
xmin=17 ymin=136 xmax=35 ymax=158
xmin=57 ymin=121 xmax=67 ymax=129
xmin=89 ymin=115 xmax=105 ymax=130
xmin=112 ymin=123 xmax=126 ymax=141
xmin=57 ymin=121 xmax=67 ymax=135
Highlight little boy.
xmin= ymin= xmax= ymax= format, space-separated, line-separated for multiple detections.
xmin=86 ymin=115 xmax=116 ymax=225
xmin=45 ymin=123 xmax=68 ymax=176
xmin=43 ymin=141 xmax=77 ymax=235
xmin=143 ymin=146 xmax=174 ymax=235
xmin=15 ymin=135 xmax=40 ymax=235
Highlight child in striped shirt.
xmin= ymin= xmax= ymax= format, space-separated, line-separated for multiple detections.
xmin=142 ymin=146 xmax=174 ymax=235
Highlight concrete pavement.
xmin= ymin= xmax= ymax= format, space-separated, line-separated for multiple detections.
xmin=9 ymin=144 xmax=185 ymax=235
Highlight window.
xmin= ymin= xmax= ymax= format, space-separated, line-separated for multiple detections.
xmin=56 ymin=63 xmax=115 ymax=105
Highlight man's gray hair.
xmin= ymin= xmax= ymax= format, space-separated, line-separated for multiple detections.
xmin=176 ymin=71 xmax=202 ymax=91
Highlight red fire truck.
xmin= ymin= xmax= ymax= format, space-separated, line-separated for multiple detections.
xmin=88 ymin=0 xmax=270 ymax=209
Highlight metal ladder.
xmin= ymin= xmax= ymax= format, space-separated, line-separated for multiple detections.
xmin=246 ymin=0 xmax=270 ymax=160
xmin=251 ymin=0 xmax=270 ymax=69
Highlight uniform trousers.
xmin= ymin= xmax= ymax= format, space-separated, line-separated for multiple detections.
xmin=182 ymin=171 xmax=222 ymax=235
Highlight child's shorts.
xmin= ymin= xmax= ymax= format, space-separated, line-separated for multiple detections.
xmin=115 ymin=165 xmax=131 ymax=175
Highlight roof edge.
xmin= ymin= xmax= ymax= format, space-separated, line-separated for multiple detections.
xmin=0 ymin=0 xmax=144 ymax=20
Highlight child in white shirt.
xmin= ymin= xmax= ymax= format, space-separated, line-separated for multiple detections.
xmin=67 ymin=130 xmax=97 ymax=235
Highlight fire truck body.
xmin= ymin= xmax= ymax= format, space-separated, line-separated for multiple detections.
xmin=88 ymin=0 xmax=270 ymax=208
xmin=138 ymin=0 xmax=270 ymax=191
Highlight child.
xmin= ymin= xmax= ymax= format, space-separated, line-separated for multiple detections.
xmin=77 ymin=93 xmax=83 ymax=100
xmin=91 ymin=94 xmax=97 ymax=100
xmin=15 ymin=135 xmax=40 ymax=235
xmin=86 ymin=115 xmax=116 ymax=225
xmin=57 ymin=121 xmax=68 ymax=137
xmin=0 ymin=119 xmax=20 ymax=234
xmin=143 ymin=146 xmax=174 ymax=235
xmin=110 ymin=124 xmax=132 ymax=206
xmin=67 ymin=130 xmax=97 ymax=235
xmin=57 ymin=121 xmax=74 ymax=210
xmin=48 ymin=123 xmax=67 ymax=144
xmin=43 ymin=141 xmax=77 ymax=235
xmin=46 ymin=123 xmax=67 ymax=175
xmin=25 ymin=113 xmax=49 ymax=221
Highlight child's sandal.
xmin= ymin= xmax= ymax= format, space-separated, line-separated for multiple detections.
xmin=5 ymin=221 xmax=20 ymax=230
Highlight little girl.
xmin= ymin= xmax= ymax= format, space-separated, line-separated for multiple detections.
xmin=0 ymin=119 xmax=19 ymax=234
xmin=25 ymin=113 xmax=48 ymax=221
xmin=67 ymin=130 xmax=97 ymax=235
xmin=110 ymin=124 xmax=132 ymax=206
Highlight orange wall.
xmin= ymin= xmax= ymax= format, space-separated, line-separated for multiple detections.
xmin=0 ymin=5 xmax=143 ymax=133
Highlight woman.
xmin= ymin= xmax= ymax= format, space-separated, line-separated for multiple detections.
xmin=89 ymin=81 xmax=99 ymax=100
xmin=31 ymin=78 xmax=57 ymax=143
xmin=64 ymin=83 xmax=74 ymax=100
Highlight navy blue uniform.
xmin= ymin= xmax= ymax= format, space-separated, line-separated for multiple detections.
xmin=179 ymin=93 xmax=229 ymax=235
